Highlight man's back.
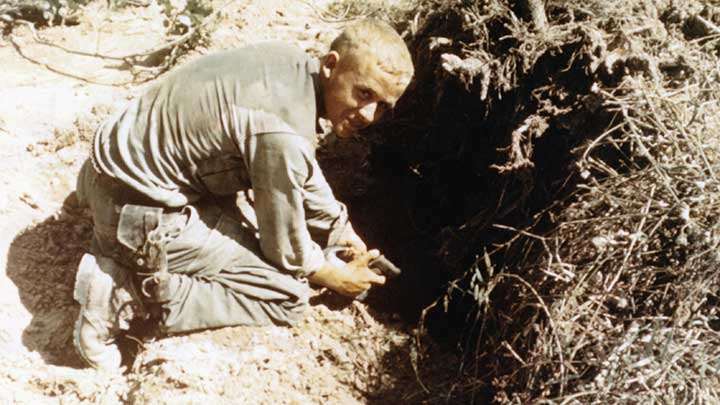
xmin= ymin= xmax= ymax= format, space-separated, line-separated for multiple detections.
xmin=92 ymin=42 xmax=321 ymax=207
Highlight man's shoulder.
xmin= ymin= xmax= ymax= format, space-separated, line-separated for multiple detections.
xmin=162 ymin=41 xmax=320 ymax=140
xmin=200 ymin=41 xmax=311 ymax=67
xmin=245 ymin=41 xmax=310 ymax=59
xmin=162 ymin=42 xmax=308 ymax=81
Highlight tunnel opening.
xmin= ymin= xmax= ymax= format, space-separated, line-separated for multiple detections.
xmin=321 ymin=2 xmax=618 ymax=325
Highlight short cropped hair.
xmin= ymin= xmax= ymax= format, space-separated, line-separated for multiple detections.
xmin=330 ymin=19 xmax=414 ymax=81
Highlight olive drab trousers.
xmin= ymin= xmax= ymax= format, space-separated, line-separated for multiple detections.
xmin=76 ymin=159 xmax=310 ymax=334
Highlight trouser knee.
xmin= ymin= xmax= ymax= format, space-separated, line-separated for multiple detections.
xmin=278 ymin=294 xmax=309 ymax=326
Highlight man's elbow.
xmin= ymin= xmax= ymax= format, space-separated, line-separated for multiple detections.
xmin=258 ymin=240 xmax=318 ymax=277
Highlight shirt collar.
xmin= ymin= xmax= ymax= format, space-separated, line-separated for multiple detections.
xmin=309 ymin=57 xmax=325 ymax=134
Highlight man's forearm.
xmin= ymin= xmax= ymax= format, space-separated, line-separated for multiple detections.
xmin=303 ymin=156 xmax=355 ymax=247
xmin=250 ymin=132 xmax=326 ymax=277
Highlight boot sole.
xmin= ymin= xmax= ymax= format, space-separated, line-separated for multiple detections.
xmin=73 ymin=253 xmax=98 ymax=368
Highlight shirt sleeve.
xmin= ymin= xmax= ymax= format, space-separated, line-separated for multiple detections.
xmin=248 ymin=131 xmax=327 ymax=277
xmin=302 ymin=156 xmax=352 ymax=247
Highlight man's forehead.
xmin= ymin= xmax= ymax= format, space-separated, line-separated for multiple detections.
xmin=368 ymin=67 xmax=410 ymax=105
xmin=343 ymin=47 xmax=411 ymax=103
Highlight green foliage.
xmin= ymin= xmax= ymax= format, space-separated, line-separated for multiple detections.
xmin=0 ymin=0 xmax=213 ymax=33
xmin=0 ymin=0 xmax=89 ymax=27
xmin=43 ymin=0 xmax=86 ymax=21
xmin=157 ymin=0 xmax=213 ymax=35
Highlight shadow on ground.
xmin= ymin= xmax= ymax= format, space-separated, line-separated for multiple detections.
xmin=5 ymin=192 xmax=91 ymax=368
xmin=5 ymin=189 xmax=464 ymax=402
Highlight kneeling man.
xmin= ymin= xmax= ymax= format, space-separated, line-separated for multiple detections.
xmin=73 ymin=19 xmax=414 ymax=370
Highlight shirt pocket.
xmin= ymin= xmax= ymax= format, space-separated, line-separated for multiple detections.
xmin=195 ymin=155 xmax=249 ymax=196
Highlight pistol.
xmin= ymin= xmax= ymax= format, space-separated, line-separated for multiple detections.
xmin=366 ymin=254 xmax=402 ymax=278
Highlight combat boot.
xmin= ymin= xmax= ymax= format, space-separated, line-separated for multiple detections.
xmin=73 ymin=253 xmax=141 ymax=371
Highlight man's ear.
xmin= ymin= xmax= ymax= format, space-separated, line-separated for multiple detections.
xmin=321 ymin=51 xmax=340 ymax=78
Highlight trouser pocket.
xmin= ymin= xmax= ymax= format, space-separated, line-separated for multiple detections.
xmin=116 ymin=204 xmax=187 ymax=301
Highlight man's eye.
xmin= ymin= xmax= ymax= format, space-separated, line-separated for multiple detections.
xmin=359 ymin=89 xmax=373 ymax=100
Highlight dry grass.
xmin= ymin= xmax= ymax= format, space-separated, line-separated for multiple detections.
xmin=493 ymin=74 xmax=720 ymax=402
xmin=378 ymin=0 xmax=720 ymax=402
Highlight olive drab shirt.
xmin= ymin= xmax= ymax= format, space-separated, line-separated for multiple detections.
xmin=92 ymin=42 xmax=347 ymax=277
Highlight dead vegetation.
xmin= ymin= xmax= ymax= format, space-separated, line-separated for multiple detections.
xmin=355 ymin=0 xmax=720 ymax=402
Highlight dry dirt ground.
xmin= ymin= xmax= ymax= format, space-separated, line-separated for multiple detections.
xmin=0 ymin=1 xmax=451 ymax=403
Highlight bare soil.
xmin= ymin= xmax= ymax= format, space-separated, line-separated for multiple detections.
xmin=0 ymin=1 xmax=449 ymax=402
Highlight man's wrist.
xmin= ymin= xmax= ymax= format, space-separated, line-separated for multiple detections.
xmin=334 ymin=223 xmax=367 ymax=252
xmin=307 ymin=260 xmax=340 ymax=289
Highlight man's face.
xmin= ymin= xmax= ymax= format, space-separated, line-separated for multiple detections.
xmin=321 ymin=49 xmax=410 ymax=138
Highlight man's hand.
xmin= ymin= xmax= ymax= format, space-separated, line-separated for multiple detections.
xmin=308 ymin=252 xmax=385 ymax=297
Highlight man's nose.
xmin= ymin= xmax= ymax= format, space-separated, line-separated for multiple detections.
xmin=358 ymin=102 xmax=378 ymax=125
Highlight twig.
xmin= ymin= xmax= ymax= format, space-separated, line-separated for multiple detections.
xmin=501 ymin=273 xmax=567 ymax=396
xmin=622 ymin=112 xmax=682 ymax=204
xmin=606 ymin=184 xmax=655 ymax=292
xmin=580 ymin=122 xmax=625 ymax=162
xmin=693 ymin=15 xmax=720 ymax=36
xmin=501 ymin=340 xmax=527 ymax=366
xmin=490 ymin=116 xmax=538 ymax=174
xmin=8 ymin=0 xmax=235 ymax=82
xmin=535 ymin=390 xmax=599 ymax=405
xmin=8 ymin=34 xmax=132 ymax=86
xmin=492 ymin=223 xmax=546 ymax=242
xmin=13 ymin=19 xmax=125 ymax=60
